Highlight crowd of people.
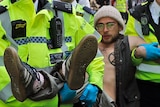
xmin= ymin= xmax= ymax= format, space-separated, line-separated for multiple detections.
xmin=0 ymin=0 xmax=160 ymax=107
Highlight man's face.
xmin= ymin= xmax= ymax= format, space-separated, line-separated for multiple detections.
xmin=95 ymin=17 xmax=123 ymax=44
xmin=61 ymin=0 xmax=74 ymax=3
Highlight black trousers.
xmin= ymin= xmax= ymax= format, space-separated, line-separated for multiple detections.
xmin=137 ymin=79 xmax=160 ymax=107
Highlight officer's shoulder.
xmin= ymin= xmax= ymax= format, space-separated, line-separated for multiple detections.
xmin=0 ymin=5 xmax=7 ymax=14
xmin=53 ymin=1 xmax=72 ymax=13
xmin=83 ymin=6 xmax=96 ymax=15
xmin=129 ymin=1 xmax=150 ymax=14
xmin=129 ymin=1 xmax=150 ymax=21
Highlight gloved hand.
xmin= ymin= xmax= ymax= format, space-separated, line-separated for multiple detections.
xmin=80 ymin=83 xmax=98 ymax=107
xmin=59 ymin=83 xmax=76 ymax=102
xmin=140 ymin=42 xmax=160 ymax=60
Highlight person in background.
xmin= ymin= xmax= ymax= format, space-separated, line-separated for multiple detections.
xmin=96 ymin=0 xmax=110 ymax=7
xmin=90 ymin=0 xmax=100 ymax=11
xmin=115 ymin=0 xmax=128 ymax=23
xmin=77 ymin=0 xmax=91 ymax=7
xmin=125 ymin=0 xmax=160 ymax=106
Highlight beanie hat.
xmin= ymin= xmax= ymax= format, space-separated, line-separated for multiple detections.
xmin=94 ymin=5 xmax=125 ymax=30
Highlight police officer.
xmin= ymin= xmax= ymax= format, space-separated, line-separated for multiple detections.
xmin=28 ymin=0 xmax=104 ymax=106
xmin=2 ymin=1 xmax=104 ymax=107
xmin=77 ymin=0 xmax=91 ymax=8
xmin=125 ymin=0 xmax=160 ymax=106
xmin=115 ymin=0 xmax=128 ymax=22
xmin=0 ymin=0 xmax=48 ymax=107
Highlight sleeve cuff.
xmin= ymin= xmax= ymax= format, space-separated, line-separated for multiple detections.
xmin=131 ymin=48 xmax=143 ymax=66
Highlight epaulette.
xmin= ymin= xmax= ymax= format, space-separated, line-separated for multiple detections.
xmin=52 ymin=1 xmax=72 ymax=13
xmin=0 ymin=5 xmax=7 ymax=14
xmin=37 ymin=0 xmax=49 ymax=12
xmin=83 ymin=6 xmax=96 ymax=15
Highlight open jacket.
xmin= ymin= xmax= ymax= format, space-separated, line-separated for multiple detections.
xmin=114 ymin=34 xmax=140 ymax=107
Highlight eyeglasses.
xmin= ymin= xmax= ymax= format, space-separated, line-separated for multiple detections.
xmin=96 ymin=22 xmax=116 ymax=31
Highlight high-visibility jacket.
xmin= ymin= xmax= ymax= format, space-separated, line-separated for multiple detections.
xmin=125 ymin=2 xmax=160 ymax=83
xmin=0 ymin=0 xmax=35 ymax=62
xmin=75 ymin=3 xmax=95 ymax=27
xmin=27 ymin=1 xmax=104 ymax=107
xmin=0 ymin=1 xmax=104 ymax=107
xmin=27 ymin=1 xmax=104 ymax=88
xmin=0 ymin=0 xmax=59 ymax=107
xmin=115 ymin=0 xmax=127 ymax=13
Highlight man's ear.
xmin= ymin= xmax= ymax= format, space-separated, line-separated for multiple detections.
xmin=119 ymin=25 xmax=123 ymax=31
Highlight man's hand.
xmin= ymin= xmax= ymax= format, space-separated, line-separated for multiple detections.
xmin=80 ymin=83 xmax=98 ymax=107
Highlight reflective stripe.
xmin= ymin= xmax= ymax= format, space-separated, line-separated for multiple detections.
xmin=96 ymin=49 xmax=103 ymax=57
xmin=134 ymin=20 xmax=144 ymax=39
xmin=57 ymin=10 xmax=68 ymax=54
xmin=16 ymin=37 xmax=53 ymax=44
xmin=137 ymin=63 xmax=160 ymax=74
xmin=15 ymin=37 xmax=52 ymax=45
xmin=83 ymin=11 xmax=90 ymax=23
xmin=29 ymin=37 xmax=47 ymax=43
xmin=0 ymin=83 xmax=12 ymax=102
xmin=0 ymin=56 xmax=4 ymax=66
xmin=15 ymin=37 xmax=53 ymax=45
xmin=94 ymin=30 xmax=101 ymax=40
xmin=15 ymin=38 xmax=29 ymax=45
xmin=0 ymin=7 xmax=18 ymax=50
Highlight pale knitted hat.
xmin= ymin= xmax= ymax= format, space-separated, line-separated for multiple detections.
xmin=94 ymin=5 xmax=125 ymax=29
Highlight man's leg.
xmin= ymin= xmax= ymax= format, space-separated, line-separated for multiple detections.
xmin=64 ymin=35 xmax=98 ymax=90
xmin=3 ymin=47 xmax=46 ymax=101
xmin=4 ymin=35 xmax=98 ymax=102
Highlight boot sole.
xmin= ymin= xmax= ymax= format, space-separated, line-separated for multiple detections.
xmin=67 ymin=35 xmax=98 ymax=90
xmin=4 ymin=47 xmax=26 ymax=102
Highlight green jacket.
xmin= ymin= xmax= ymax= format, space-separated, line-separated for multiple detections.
xmin=75 ymin=3 xmax=95 ymax=27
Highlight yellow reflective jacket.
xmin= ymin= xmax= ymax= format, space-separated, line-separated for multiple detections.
xmin=75 ymin=3 xmax=95 ymax=27
xmin=125 ymin=11 xmax=160 ymax=83
xmin=27 ymin=1 xmax=104 ymax=107
xmin=0 ymin=0 xmax=59 ymax=107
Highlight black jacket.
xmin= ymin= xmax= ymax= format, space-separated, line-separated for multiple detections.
xmin=114 ymin=34 xmax=140 ymax=107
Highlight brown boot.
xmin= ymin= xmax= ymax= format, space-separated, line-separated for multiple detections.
xmin=65 ymin=35 xmax=98 ymax=90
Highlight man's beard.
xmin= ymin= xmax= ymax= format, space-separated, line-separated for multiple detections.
xmin=101 ymin=34 xmax=119 ymax=44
